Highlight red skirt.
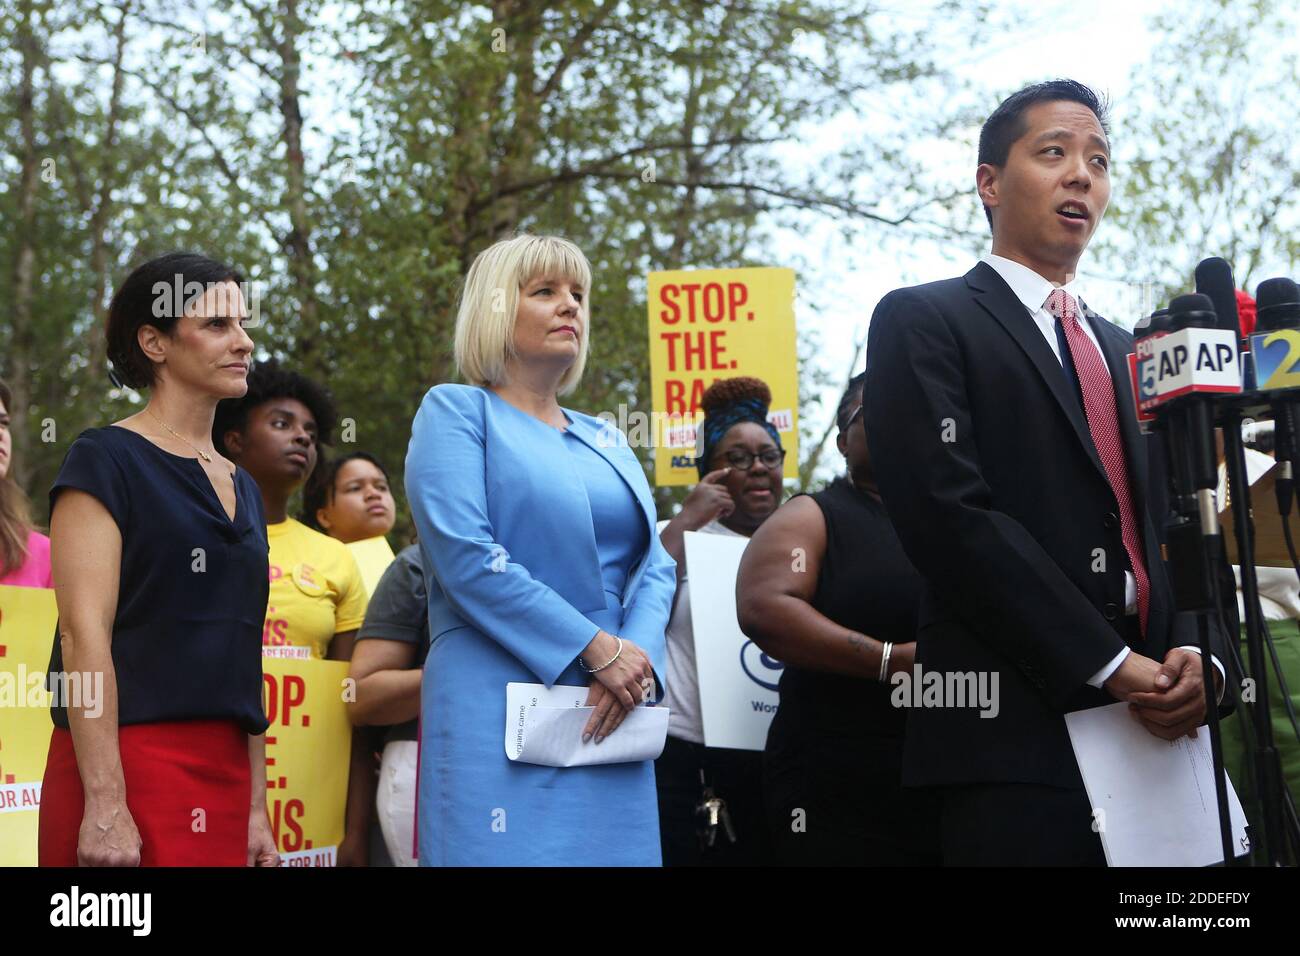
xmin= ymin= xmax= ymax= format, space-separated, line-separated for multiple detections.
xmin=39 ymin=719 xmax=251 ymax=867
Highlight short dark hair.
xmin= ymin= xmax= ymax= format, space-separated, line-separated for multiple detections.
xmin=696 ymin=375 xmax=781 ymax=478
xmin=106 ymin=251 xmax=245 ymax=389
xmin=977 ymin=79 xmax=1110 ymax=230
xmin=299 ymin=450 xmax=391 ymax=531
xmin=836 ymin=372 xmax=866 ymax=432
xmin=212 ymin=357 xmax=338 ymax=457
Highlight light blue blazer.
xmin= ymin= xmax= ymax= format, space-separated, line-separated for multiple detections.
xmin=405 ymin=383 xmax=677 ymax=866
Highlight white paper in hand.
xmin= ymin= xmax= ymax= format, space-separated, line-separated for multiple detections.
xmin=1065 ymin=701 xmax=1251 ymax=867
xmin=504 ymin=682 xmax=670 ymax=767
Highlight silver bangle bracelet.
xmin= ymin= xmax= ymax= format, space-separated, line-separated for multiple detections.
xmin=581 ymin=637 xmax=624 ymax=673
xmin=879 ymin=641 xmax=893 ymax=683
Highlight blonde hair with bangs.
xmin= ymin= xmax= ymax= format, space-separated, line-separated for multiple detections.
xmin=453 ymin=234 xmax=593 ymax=396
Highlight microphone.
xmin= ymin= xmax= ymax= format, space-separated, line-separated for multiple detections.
xmin=1148 ymin=266 xmax=1253 ymax=867
xmin=1250 ymin=277 xmax=1300 ymax=512
xmin=1139 ymin=294 xmax=1236 ymax=589
xmin=1134 ymin=307 xmax=1172 ymax=341
xmin=1171 ymin=293 xmax=1217 ymax=329
xmin=1224 ymin=275 xmax=1300 ymax=864
xmin=1255 ymin=277 xmax=1300 ymax=333
xmin=1195 ymin=257 xmax=1244 ymax=340
xmin=1160 ymin=295 xmax=1230 ymax=505
xmin=1146 ymin=261 xmax=1300 ymax=867
xmin=1248 ymin=278 xmax=1300 ymax=393
xmin=1136 ymin=293 xmax=1241 ymax=415
xmin=1130 ymin=309 xmax=1171 ymax=431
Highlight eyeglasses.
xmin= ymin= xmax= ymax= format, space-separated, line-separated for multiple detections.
xmin=846 ymin=404 xmax=863 ymax=427
xmin=722 ymin=447 xmax=786 ymax=471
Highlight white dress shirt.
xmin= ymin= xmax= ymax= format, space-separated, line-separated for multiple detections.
xmin=981 ymin=255 xmax=1222 ymax=692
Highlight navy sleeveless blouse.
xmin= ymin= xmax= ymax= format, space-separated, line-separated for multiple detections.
xmin=46 ymin=426 xmax=270 ymax=734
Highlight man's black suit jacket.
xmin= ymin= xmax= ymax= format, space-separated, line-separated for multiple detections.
xmin=863 ymin=260 xmax=1228 ymax=791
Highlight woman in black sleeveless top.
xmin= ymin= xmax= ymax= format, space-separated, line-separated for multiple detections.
xmin=737 ymin=373 xmax=940 ymax=864
xmin=39 ymin=253 xmax=277 ymax=867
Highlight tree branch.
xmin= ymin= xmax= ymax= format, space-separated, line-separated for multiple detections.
xmin=535 ymin=1 xmax=618 ymax=100
xmin=72 ymin=53 xmax=282 ymax=241
xmin=465 ymin=135 xmax=786 ymax=214
xmin=798 ymin=328 xmax=866 ymax=489
xmin=584 ymin=170 xmax=966 ymax=228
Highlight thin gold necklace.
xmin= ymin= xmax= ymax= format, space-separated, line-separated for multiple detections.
xmin=147 ymin=407 xmax=213 ymax=463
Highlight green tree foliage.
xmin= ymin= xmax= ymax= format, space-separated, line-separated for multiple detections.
xmin=2 ymin=0 xmax=984 ymax=529
xmin=1103 ymin=0 xmax=1300 ymax=304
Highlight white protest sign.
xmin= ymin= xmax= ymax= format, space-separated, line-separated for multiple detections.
xmin=683 ymin=531 xmax=784 ymax=751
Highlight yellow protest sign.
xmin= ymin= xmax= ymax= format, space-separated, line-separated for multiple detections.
xmin=347 ymin=535 xmax=396 ymax=598
xmin=261 ymin=656 xmax=351 ymax=866
xmin=646 ymin=267 xmax=799 ymax=486
xmin=0 ymin=589 xmax=351 ymax=867
xmin=0 ymin=585 xmax=58 ymax=866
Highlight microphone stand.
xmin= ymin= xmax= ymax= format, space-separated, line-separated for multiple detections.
xmin=1160 ymin=395 xmax=1239 ymax=866
xmin=1220 ymin=396 xmax=1299 ymax=865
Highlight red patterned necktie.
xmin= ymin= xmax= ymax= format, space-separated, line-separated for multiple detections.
xmin=1046 ymin=288 xmax=1150 ymax=636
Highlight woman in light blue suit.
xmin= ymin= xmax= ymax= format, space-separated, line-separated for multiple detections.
xmin=405 ymin=234 xmax=677 ymax=866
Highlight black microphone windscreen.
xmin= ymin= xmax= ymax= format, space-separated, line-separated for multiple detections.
xmin=1168 ymin=293 xmax=1217 ymax=329
xmin=1194 ymin=257 xmax=1242 ymax=338
xmin=1256 ymin=277 xmax=1300 ymax=332
xmin=1135 ymin=308 xmax=1169 ymax=339
xmin=1257 ymin=277 xmax=1300 ymax=311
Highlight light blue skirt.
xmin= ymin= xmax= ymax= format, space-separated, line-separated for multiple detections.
xmin=417 ymin=598 xmax=662 ymax=866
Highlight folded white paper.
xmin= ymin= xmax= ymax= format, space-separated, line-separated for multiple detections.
xmin=1065 ymin=701 xmax=1251 ymax=867
xmin=504 ymin=682 xmax=670 ymax=767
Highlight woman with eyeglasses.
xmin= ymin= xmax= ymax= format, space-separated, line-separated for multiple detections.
xmin=736 ymin=373 xmax=941 ymax=865
xmin=654 ymin=376 xmax=784 ymax=866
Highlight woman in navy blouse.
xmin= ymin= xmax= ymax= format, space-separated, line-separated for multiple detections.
xmin=405 ymin=234 xmax=677 ymax=865
xmin=39 ymin=252 xmax=278 ymax=867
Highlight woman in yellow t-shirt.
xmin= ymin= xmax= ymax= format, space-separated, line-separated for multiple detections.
xmin=214 ymin=359 xmax=373 ymax=866
xmin=302 ymin=451 xmax=398 ymax=597
xmin=303 ymin=450 xmax=404 ymax=865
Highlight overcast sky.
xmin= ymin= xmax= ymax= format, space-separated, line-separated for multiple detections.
xmin=144 ymin=0 xmax=1172 ymax=483
xmin=795 ymin=0 xmax=1165 ymax=482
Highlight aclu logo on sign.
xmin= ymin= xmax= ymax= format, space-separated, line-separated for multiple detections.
xmin=1136 ymin=327 xmax=1240 ymax=412
xmin=740 ymin=641 xmax=784 ymax=692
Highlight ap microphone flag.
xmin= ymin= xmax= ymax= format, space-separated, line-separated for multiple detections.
xmin=1136 ymin=293 xmax=1242 ymax=413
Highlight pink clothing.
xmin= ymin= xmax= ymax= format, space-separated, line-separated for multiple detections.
xmin=0 ymin=530 xmax=52 ymax=588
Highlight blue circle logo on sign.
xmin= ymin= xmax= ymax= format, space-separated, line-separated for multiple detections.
xmin=739 ymin=641 xmax=784 ymax=691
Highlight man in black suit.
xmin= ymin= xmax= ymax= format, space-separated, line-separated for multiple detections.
xmin=863 ymin=79 xmax=1226 ymax=865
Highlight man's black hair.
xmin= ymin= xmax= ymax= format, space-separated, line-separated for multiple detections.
xmin=977 ymin=79 xmax=1110 ymax=230
xmin=212 ymin=357 xmax=338 ymax=457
